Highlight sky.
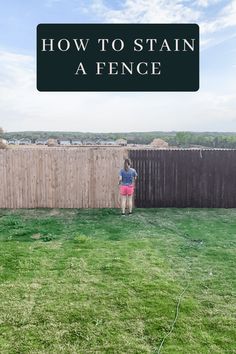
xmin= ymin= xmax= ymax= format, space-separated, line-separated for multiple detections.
xmin=0 ymin=0 xmax=236 ymax=132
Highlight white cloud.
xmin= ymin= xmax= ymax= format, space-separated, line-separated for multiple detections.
xmin=0 ymin=49 xmax=236 ymax=132
xmin=195 ymin=0 xmax=221 ymax=8
xmin=89 ymin=0 xmax=200 ymax=23
xmin=84 ymin=0 xmax=236 ymax=49
xmin=201 ymin=0 xmax=236 ymax=33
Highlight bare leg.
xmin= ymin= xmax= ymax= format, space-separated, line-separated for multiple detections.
xmin=127 ymin=195 xmax=133 ymax=213
xmin=121 ymin=195 xmax=127 ymax=214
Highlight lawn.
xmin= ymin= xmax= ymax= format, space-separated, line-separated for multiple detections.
xmin=0 ymin=208 xmax=235 ymax=354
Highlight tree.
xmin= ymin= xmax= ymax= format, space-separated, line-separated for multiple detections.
xmin=175 ymin=132 xmax=193 ymax=146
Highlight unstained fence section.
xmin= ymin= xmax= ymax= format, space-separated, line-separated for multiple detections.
xmin=0 ymin=148 xmax=127 ymax=208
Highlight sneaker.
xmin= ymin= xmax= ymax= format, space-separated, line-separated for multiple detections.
xmin=121 ymin=213 xmax=126 ymax=216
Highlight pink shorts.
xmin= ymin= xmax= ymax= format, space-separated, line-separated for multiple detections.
xmin=120 ymin=185 xmax=134 ymax=196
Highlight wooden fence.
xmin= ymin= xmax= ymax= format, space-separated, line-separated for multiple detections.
xmin=130 ymin=149 xmax=236 ymax=208
xmin=0 ymin=148 xmax=127 ymax=208
xmin=1 ymin=148 xmax=236 ymax=208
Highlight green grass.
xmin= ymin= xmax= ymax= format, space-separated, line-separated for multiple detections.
xmin=0 ymin=208 xmax=235 ymax=354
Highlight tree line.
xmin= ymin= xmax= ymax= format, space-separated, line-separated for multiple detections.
xmin=2 ymin=129 xmax=236 ymax=148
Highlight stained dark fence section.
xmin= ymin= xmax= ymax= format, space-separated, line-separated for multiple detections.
xmin=129 ymin=149 xmax=236 ymax=208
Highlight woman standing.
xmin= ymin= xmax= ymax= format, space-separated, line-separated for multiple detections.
xmin=119 ymin=159 xmax=138 ymax=215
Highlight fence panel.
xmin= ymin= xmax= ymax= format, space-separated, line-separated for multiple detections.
xmin=0 ymin=147 xmax=127 ymax=208
xmin=130 ymin=149 xmax=236 ymax=208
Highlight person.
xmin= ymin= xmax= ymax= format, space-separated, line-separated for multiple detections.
xmin=119 ymin=159 xmax=138 ymax=215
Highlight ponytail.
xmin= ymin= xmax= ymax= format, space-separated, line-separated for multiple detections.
xmin=124 ymin=159 xmax=131 ymax=171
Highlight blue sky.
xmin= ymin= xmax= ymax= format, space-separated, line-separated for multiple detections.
xmin=0 ymin=0 xmax=236 ymax=132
